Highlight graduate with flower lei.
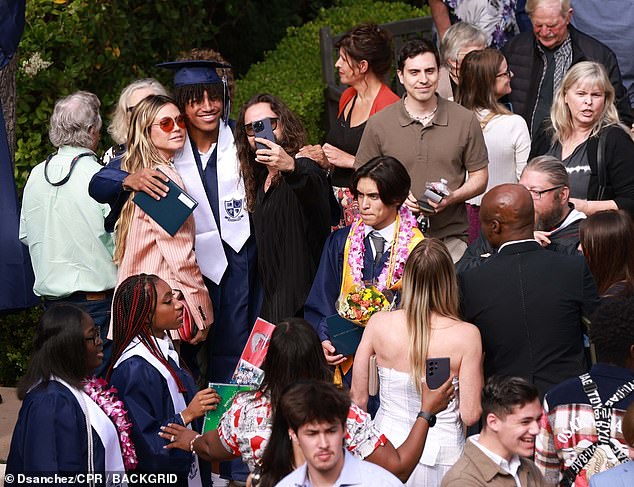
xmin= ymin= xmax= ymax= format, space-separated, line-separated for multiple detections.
xmin=305 ymin=156 xmax=423 ymax=391
xmin=7 ymin=304 xmax=134 ymax=484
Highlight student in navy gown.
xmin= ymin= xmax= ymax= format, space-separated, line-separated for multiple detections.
xmin=304 ymin=156 xmax=423 ymax=399
xmin=89 ymin=53 xmax=260 ymax=398
xmin=108 ymin=274 xmax=220 ymax=487
xmin=7 ymin=304 xmax=127 ymax=479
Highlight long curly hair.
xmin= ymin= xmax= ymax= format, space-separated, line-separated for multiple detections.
xmin=114 ymin=94 xmax=179 ymax=263
xmin=235 ymin=93 xmax=307 ymax=211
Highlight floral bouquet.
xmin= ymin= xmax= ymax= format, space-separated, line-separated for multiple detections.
xmin=337 ymin=285 xmax=393 ymax=325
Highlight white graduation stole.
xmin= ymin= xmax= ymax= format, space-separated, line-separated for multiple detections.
xmin=174 ymin=123 xmax=250 ymax=284
xmin=113 ymin=337 xmax=202 ymax=487
xmin=53 ymin=377 xmax=126 ymax=486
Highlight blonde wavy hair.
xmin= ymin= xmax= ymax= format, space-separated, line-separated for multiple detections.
xmin=400 ymin=239 xmax=460 ymax=395
xmin=550 ymin=61 xmax=623 ymax=143
xmin=107 ymin=79 xmax=168 ymax=145
xmin=114 ymin=95 xmax=179 ymax=263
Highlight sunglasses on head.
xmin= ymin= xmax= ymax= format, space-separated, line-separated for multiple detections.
xmin=153 ymin=114 xmax=186 ymax=133
xmin=244 ymin=117 xmax=279 ymax=137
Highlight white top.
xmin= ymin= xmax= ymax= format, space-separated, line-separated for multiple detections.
xmin=470 ymin=435 xmax=522 ymax=487
xmin=374 ymin=368 xmax=463 ymax=467
xmin=467 ymin=110 xmax=531 ymax=206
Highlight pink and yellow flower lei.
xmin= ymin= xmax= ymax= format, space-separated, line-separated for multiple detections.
xmin=346 ymin=205 xmax=417 ymax=291
xmin=83 ymin=377 xmax=137 ymax=470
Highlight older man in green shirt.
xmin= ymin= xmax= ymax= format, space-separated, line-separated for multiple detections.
xmin=19 ymin=91 xmax=117 ymax=377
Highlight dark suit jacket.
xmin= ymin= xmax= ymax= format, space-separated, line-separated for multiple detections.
xmin=459 ymin=241 xmax=599 ymax=397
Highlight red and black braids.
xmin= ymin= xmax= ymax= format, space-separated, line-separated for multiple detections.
xmin=107 ymin=274 xmax=187 ymax=392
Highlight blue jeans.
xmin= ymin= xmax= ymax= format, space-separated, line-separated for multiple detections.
xmin=43 ymin=293 xmax=113 ymax=378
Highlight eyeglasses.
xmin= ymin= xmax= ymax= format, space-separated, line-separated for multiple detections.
xmin=244 ymin=118 xmax=279 ymax=137
xmin=527 ymin=185 xmax=564 ymax=200
xmin=152 ymin=114 xmax=186 ymax=133
xmin=496 ymin=69 xmax=513 ymax=78
xmin=85 ymin=326 xmax=103 ymax=346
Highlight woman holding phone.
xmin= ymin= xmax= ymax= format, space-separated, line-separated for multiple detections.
xmin=235 ymin=93 xmax=331 ymax=323
xmin=351 ymin=238 xmax=483 ymax=486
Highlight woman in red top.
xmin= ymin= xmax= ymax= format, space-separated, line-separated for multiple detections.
xmin=300 ymin=23 xmax=399 ymax=227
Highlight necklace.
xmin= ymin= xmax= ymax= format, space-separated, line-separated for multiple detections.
xmin=404 ymin=97 xmax=438 ymax=125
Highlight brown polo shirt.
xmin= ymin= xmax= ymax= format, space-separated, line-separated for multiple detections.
xmin=355 ymin=95 xmax=489 ymax=240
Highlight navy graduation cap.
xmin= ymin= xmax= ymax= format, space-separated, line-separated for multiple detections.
xmin=158 ymin=60 xmax=232 ymax=123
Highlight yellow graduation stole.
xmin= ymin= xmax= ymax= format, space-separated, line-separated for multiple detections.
xmin=334 ymin=212 xmax=424 ymax=385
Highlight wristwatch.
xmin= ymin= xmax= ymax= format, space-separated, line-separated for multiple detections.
xmin=417 ymin=410 xmax=436 ymax=427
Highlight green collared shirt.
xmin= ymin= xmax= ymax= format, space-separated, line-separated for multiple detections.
xmin=19 ymin=145 xmax=117 ymax=297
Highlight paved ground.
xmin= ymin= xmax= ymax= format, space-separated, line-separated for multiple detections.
xmin=0 ymin=387 xmax=19 ymax=487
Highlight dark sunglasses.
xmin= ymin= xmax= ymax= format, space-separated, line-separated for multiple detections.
xmin=153 ymin=114 xmax=186 ymax=133
xmin=244 ymin=118 xmax=279 ymax=137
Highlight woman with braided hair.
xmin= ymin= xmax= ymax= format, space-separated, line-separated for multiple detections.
xmin=108 ymin=274 xmax=219 ymax=487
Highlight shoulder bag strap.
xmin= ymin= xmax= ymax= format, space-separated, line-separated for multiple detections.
xmin=595 ymin=130 xmax=608 ymax=200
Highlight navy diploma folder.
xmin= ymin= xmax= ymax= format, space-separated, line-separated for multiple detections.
xmin=132 ymin=171 xmax=198 ymax=236
xmin=327 ymin=314 xmax=364 ymax=356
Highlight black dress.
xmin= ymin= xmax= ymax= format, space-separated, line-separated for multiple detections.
xmin=326 ymin=94 xmax=366 ymax=188
xmin=252 ymin=157 xmax=331 ymax=323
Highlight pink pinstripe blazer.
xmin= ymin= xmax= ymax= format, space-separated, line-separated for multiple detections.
xmin=116 ymin=164 xmax=213 ymax=336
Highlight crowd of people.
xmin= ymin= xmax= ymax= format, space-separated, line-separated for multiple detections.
xmin=6 ymin=0 xmax=634 ymax=486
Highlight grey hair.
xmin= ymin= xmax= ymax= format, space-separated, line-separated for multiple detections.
xmin=440 ymin=22 xmax=487 ymax=66
xmin=49 ymin=91 xmax=102 ymax=149
xmin=108 ymin=78 xmax=168 ymax=144
xmin=522 ymin=155 xmax=569 ymax=187
xmin=526 ymin=0 xmax=571 ymax=17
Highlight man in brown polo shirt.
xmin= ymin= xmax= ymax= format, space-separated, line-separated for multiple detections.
xmin=355 ymin=38 xmax=488 ymax=261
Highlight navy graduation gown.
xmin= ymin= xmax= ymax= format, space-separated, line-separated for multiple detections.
xmin=109 ymin=356 xmax=211 ymax=487
xmin=304 ymin=226 xmax=392 ymax=342
xmin=88 ymin=134 xmax=261 ymax=385
xmin=6 ymin=381 xmax=107 ymax=479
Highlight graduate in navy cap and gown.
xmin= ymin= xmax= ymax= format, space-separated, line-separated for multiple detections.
xmin=88 ymin=55 xmax=260 ymax=386
xmin=7 ymin=304 xmax=129 ymax=481
xmin=304 ymin=156 xmax=423 ymax=408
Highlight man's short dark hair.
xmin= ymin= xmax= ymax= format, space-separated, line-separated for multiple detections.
xmin=397 ymin=38 xmax=440 ymax=71
xmin=351 ymin=156 xmax=411 ymax=207
xmin=279 ymin=381 xmax=350 ymax=433
xmin=590 ymin=296 xmax=634 ymax=367
xmin=482 ymin=376 xmax=539 ymax=421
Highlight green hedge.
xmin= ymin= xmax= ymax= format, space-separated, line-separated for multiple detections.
xmin=0 ymin=306 xmax=41 ymax=386
xmin=234 ymin=0 xmax=428 ymax=143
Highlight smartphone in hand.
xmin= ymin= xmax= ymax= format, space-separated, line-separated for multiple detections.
xmin=426 ymin=357 xmax=450 ymax=389
xmin=253 ymin=118 xmax=276 ymax=151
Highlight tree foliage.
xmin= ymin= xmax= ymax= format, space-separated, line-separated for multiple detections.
xmin=14 ymin=0 xmax=214 ymax=192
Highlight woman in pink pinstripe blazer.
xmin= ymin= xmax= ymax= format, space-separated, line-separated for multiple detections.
xmin=113 ymin=94 xmax=213 ymax=343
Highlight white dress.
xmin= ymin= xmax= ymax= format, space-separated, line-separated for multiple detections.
xmin=374 ymin=367 xmax=463 ymax=487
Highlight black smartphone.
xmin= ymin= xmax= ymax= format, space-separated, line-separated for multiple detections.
xmin=253 ymin=118 xmax=276 ymax=151
xmin=417 ymin=199 xmax=436 ymax=214
xmin=426 ymin=357 xmax=450 ymax=390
